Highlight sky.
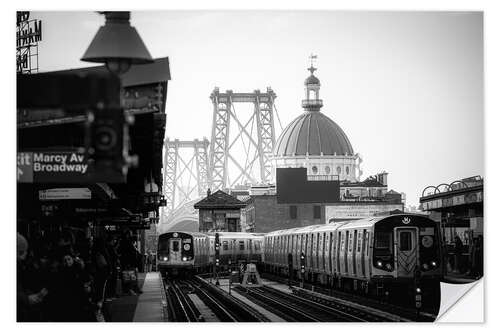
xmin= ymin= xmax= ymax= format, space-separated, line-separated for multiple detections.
xmin=31 ymin=11 xmax=484 ymax=207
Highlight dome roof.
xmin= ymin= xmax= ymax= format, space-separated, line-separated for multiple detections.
xmin=304 ymin=74 xmax=320 ymax=85
xmin=274 ymin=111 xmax=354 ymax=157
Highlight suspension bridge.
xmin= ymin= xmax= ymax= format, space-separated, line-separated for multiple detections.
xmin=159 ymin=87 xmax=282 ymax=232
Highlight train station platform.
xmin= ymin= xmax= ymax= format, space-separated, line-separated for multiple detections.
xmin=106 ymin=272 xmax=165 ymax=322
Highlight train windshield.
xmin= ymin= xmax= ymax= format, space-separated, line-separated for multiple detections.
xmin=375 ymin=232 xmax=392 ymax=250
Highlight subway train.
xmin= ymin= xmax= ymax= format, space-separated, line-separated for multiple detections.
xmin=157 ymin=231 xmax=210 ymax=276
xmin=157 ymin=231 xmax=264 ymax=276
xmin=263 ymin=214 xmax=443 ymax=295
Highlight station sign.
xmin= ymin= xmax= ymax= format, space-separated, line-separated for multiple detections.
xmin=325 ymin=203 xmax=403 ymax=221
xmin=18 ymin=151 xmax=89 ymax=183
xmin=39 ymin=188 xmax=91 ymax=201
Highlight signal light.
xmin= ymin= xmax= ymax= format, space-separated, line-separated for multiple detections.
xmin=416 ymin=287 xmax=422 ymax=294
xmin=300 ymin=252 xmax=306 ymax=273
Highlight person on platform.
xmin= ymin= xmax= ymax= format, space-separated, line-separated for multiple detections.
xmin=105 ymin=236 xmax=120 ymax=300
xmin=47 ymin=249 xmax=95 ymax=321
xmin=454 ymin=235 xmax=464 ymax=274
xmin=119 ymin=231 xmax=143 ymax=295
xmin=91 ymin=238 xmax=110 ymax=304
xmin=17 ymin=233 xmax=48 ymax=322
xmin=470 ymin=235 xmax=483 ymax=279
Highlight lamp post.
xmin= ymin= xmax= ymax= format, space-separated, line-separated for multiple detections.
xmin=81 ymin=11 xmax=153 ymax=75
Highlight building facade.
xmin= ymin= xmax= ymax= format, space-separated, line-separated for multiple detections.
xmin=242 ymin=63 xmax=403 ymax=233
xmin=419 ymin=176 xmax=483 ymax=277
xmin=194 ymin=190 xmax=247 ymax=232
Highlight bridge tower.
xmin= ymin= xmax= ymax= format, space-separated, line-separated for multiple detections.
xmin=209 ymin=87 xmax=279 ymax=190
xmin=162 ymin=138 xmax=210 ymax=217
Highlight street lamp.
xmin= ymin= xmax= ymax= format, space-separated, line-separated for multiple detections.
xmin=81 ymin=11 xmax=153 ymax=75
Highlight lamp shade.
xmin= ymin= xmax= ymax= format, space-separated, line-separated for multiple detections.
xmin=81 ymin=12 xmax=153 ymax=65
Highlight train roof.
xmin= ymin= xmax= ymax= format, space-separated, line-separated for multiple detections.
xmin=209 ymin=232 xmax=265 ymax=239
xmin=265 ymin=213 xmax=432 ymax=236
xmin=159 ymin=231 xmax=208 ymax=238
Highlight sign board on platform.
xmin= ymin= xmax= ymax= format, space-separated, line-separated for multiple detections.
xmin=18 ymin=151 xmax=89 ymax=183
xmin=17 ymin=151 xmax=125 ymax=183
xmin=325 ymin=203 xmax=403 ymax=221
xmin=39 ymin=188 xmax=91 ymax=201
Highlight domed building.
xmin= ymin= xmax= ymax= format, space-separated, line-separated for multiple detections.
xmin=240 ymin=61 xmax=405 ymax=233
xmin=273 ymin=64 xmax=361 ymax=182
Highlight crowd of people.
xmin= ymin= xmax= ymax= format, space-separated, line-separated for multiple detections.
xmin=17 ymin=228 xmax=145 ymax=322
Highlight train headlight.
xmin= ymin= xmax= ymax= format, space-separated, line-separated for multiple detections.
xmin=376 ymin=260 xmax=383 ymax=267
xmin=422 ymin=263 xmax=429 ymax=270
xmin=182 ymin=257 xmax=187 ymax=261
xmin=385 ymin=263 xmax=392 ymax=270
xmin=163 ymin=257 xmax=168 ymax=261
xmin=431 ymin=261 xmax=437 ymax=267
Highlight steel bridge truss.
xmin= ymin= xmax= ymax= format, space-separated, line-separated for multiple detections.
xmin=209 ymin=87 xmax=279 ymax=190
xmin=162 ymin=138 xmax=210 ymax=216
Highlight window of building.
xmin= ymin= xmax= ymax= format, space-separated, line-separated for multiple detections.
xmin=346 ymin=166 xmax=350 ymax=175
xmin=312 ymin=166 xmax=318 ymax=174
xmin=313 ymin=205 xmax=321 ymax=219
xmin=325 ymin=166 xmax=331 ymax=174
xmin=290 ymin=205 xmax=297 ymax=219
xmin=222 ymin=241 xmax=228 ymax=251
xmin=239 ymin=241 xmax=245 ymax=250
xmin=336 ymin=166 xmax=341 ymax=174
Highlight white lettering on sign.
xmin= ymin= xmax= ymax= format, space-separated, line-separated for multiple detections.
xmin=325 ymin=204 xmax=403 ymax=221
xmin=39 ymin=188 xmax=91 ymax=201
xmin=32 ymin=152 xmax=88 ymax=174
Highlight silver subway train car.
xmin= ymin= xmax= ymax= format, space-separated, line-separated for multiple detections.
xmin=263 ymin=214 xmax=443 ymax=295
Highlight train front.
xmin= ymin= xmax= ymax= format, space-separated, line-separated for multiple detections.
xmin=371 ymin=214 xmax=443 ymax=282
xmin=157 ymin=231 xmax=195 ymax=276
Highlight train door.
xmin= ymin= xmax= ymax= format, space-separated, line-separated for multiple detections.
xmin=305 ymin=234 xmax=309 ymax=269
xmin=345 ymin=231 xmax=351 ymax=275
xmin=352 ymin=230 xmax=357 ymax=276
xmin=335 ymin=232 xmax=341 ymax=275
xmin=323 ymin=232 xmax=331 ymax=272
xmin=394 ymin=227 xmax=419 ymax=278
xmin=329 ymin=232 xmax=334 ymax=274
xmin=356 ymin=230 xmax=364 ymax=278
xmin=169 ymin=237 xmax=181 ymax=262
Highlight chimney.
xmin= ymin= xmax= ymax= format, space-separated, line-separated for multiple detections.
xmin=207 ymin=188 xmax=211 ymax=197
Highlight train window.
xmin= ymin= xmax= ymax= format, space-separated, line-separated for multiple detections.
xmin=223 ymin=241 xmax=228 ymax=251
xmin=172 ymin=241 xmax=179 ymax=252
xmin=375 ymin=232 xmax=391 ymax=249
xmin=348 ymin=232 xmax=353 ymax=252
xmin=239 ymin=241 xmax=245 ymax=250
xmin=357 ymin=234 xmax=362 ymax=252
xmin=399 ymin=231 xmax=412 ymax=251
xmin=365 ymin=231 xmax=370 ymax=255
xmin=313 ymin=206 xmax=321 ymax=219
